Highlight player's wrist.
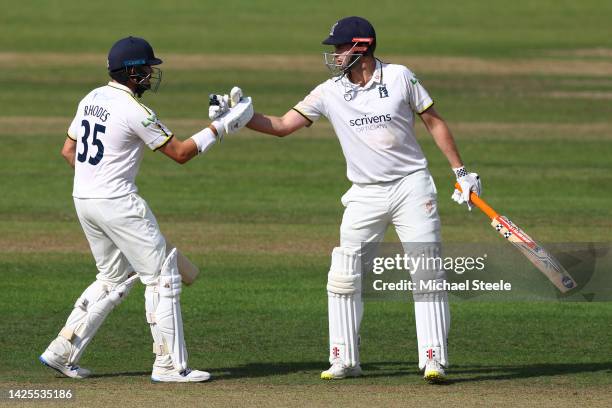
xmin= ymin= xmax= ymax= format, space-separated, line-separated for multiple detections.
xmin=190 ymin=127 xmax=217 ymax=155
xmin=453 ymin=166 xmax=468 ymax=179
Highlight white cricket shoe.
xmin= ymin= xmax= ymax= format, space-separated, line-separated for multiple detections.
xmin=39 ymin=352 xmax=91 ymax=379
xmin=423 ymin=359 xmax=446 ymax=383
xmin=321 ymin=359 xmax=363 ymax=380
xmin=151 ymin=367 xmax=211 ymax=383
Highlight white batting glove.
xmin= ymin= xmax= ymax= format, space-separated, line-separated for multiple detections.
xmin=208 ymin=87 xmax=253 ymax=136
xmin=452 ymin=167 xmax=482 ymax=211
xmin=209 ymin=94 xmax=229 ymax=120
xmin=229 ymin=86 xmax=243 ymax=107
xmin=208 ymin=85 xmax=243 ymax=120
xmin=221 ymin=96 xmax=254 ymax=134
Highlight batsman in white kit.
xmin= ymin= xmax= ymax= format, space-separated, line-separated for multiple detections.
xmin=242 ymin=17 xmax=481 ymax=382
xmin=39 ymin=36 xmax=253 ymax=382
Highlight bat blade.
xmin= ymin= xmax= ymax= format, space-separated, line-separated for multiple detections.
xmin=453 ymin=182 xmax=576 ymax=293
xmin=176 ymin=249 xmax=199 ymax=286
xmin=166 ymin=241 xmax=199 ymax=286
xmin=492 ymin=216 xmax=577 ymax=293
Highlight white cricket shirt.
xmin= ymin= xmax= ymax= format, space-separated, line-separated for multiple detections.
xmin=294 ymin=60 xmax=433 ymax=184
xmin=67 ymin=82 xmax=173 ymax=198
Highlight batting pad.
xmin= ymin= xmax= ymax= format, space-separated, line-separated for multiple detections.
xmin=405 ymin=244 xmax=450 ymax=369
xmin=45 ymin=276 xmax=137 ymax=365
xmin=414 ymin=291 xmax=450 ymax=369
xmin=327 ymin=247 xmax=363 ymax=368
xmin=145 ymin=248 xmax=188 ymax=372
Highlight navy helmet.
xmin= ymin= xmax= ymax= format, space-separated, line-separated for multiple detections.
xmin=107 ymin=36 xmax=162 ymax=97
xmin=107 ymin=36 xmax=162 ymax=72
xmin=322 ymin=17 xmax=376 ymax=77
xmin=322 ymin=16 xmax=376 ymax=51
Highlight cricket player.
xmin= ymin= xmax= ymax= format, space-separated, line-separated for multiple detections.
xmin=236 ymin=16 xmax=481 ymax=382
xmin=39 ymin=36 xmax=253 ymax=382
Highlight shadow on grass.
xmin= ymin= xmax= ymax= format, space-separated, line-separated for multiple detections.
xmin=89 ymin=371 xmax=150 ymax=379
xmin=85 ymin=361 xmax=612 ymax=383
xmin=446 ymin=362 xmax=612 ymax=384
xmin=211 ymin=361 xmax=418 ymax=380
xmin=212 ymin=360 xmax=612 ymax=383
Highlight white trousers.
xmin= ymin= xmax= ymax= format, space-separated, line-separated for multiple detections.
xmin=340 ymin=169 xmax=440 ymax=247
xmin=44 ymin=194 xmax=176 ymax=369
xmin=74 ymin=193 xmax=166 ymax=285
xmin=338 ymin=169 xmax=450 ymax=368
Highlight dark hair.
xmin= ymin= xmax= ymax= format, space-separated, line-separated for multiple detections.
xmin=109 ymin=69 xmax=130 ymax=84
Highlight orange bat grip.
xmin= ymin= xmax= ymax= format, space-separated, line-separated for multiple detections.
xmin=454 ymin=182 xmax=499 ymax=220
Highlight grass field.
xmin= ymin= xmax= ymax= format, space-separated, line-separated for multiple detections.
xmin=1 ymin=1 xmax=611 ymax=407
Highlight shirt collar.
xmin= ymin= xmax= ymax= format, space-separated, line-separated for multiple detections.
xmin=340 ymin=59 xmax=383 ymax=90
xmin=369 ymin=59 xmax=384 ymax=86
xmin=107 ymin=81 xmax=134 ymax=96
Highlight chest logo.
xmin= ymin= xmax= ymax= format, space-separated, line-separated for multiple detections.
xmin=378 ymin=85 xmax=389 ymax=98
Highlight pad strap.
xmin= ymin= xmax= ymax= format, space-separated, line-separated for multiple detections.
xmin=327 ymin=273 xmax=361 ymax=294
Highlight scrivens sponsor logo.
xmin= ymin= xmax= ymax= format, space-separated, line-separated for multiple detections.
xmin=349 ymin=113 xmax=393 ymax=132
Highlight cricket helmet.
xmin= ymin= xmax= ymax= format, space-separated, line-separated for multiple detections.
xmin=322 ymin=16 xmax=376 ymax=77
xmin=107 ymin=36 xmax=163 ymax=97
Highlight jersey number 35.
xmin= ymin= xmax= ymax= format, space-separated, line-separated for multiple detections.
xmin=77 ymin=120 xmax=105 ymax=166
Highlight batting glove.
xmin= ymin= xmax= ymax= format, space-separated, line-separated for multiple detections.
xmin=452 ymin=166 xmax=481 ymax=211
xmin=222 ymin=96 xmax=254 ymax=134
xmin=229 ymin=86 xmax=243 ymax=107
xmin=208 ymin=86 xmax=244 ymax=121
xmin=212 ymin=89 xmax=253 ymax=135
xmin=209 ymin=93 xmax=229 ymax=120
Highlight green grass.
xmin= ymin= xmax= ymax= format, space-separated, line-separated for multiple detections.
xmin=2 ymin=254 xmax=611 ymax=386
xmin=1 ymin=0 xmax=612 ymax=405
xmin=1 ymin=0 xmax=611 ymax=56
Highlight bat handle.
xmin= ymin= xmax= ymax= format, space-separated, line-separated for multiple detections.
xmin=454 ymin=182 xmax=499 ymax=220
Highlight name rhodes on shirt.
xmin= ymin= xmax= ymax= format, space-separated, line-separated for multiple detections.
xmin=349 ymin=113 xmax=393 ymax=132
xmin=83 ymin=105 xmax=110 ymax=122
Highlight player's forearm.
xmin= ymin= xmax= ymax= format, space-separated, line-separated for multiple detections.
xmin=428 ymin=121 xmax=463 ymax=169
xmin=61 ymin=138 xmax=77 ymax=169
xmin=63 ymin=153 xmax=76 ymax=168
xmin=174 ymin=139 xmax=200 ymax=164
xmin=160 ymin=136 xmax=202 ymax=164
xmin=247 ymin=112 xmax=290 ymax=137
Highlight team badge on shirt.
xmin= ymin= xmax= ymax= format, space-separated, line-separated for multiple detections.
xmin=141 ymin=114 xmax=159 ymax=128
xmin=378 ymin=85 xmax=389 ymax=98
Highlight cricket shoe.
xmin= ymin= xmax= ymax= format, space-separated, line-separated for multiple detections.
xmin=39 ymin=351 xmax=91 ymax=379
xmin=321 ymin=359 xmax=363 ymax=380
xmin=151 ymin=367 xmax=211 ymax=383
xmin=423 ymin=359 xmax=446 ymax=384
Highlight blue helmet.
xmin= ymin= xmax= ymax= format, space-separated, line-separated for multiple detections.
xmin=322 ymin=16 xmax=376 ymax=51
xmin=107 ymin=36 xmax=162 ymax=72
xmin=322 ymin=17 xmax=376 ymax=77
xmin=107 ymin=36 xmax=163 ymax=97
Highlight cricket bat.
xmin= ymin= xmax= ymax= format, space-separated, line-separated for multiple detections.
xmin=166 ymin=242 xmax=199 ymax=286
xmin=455 ymin=183 xmax=577 ymax=292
